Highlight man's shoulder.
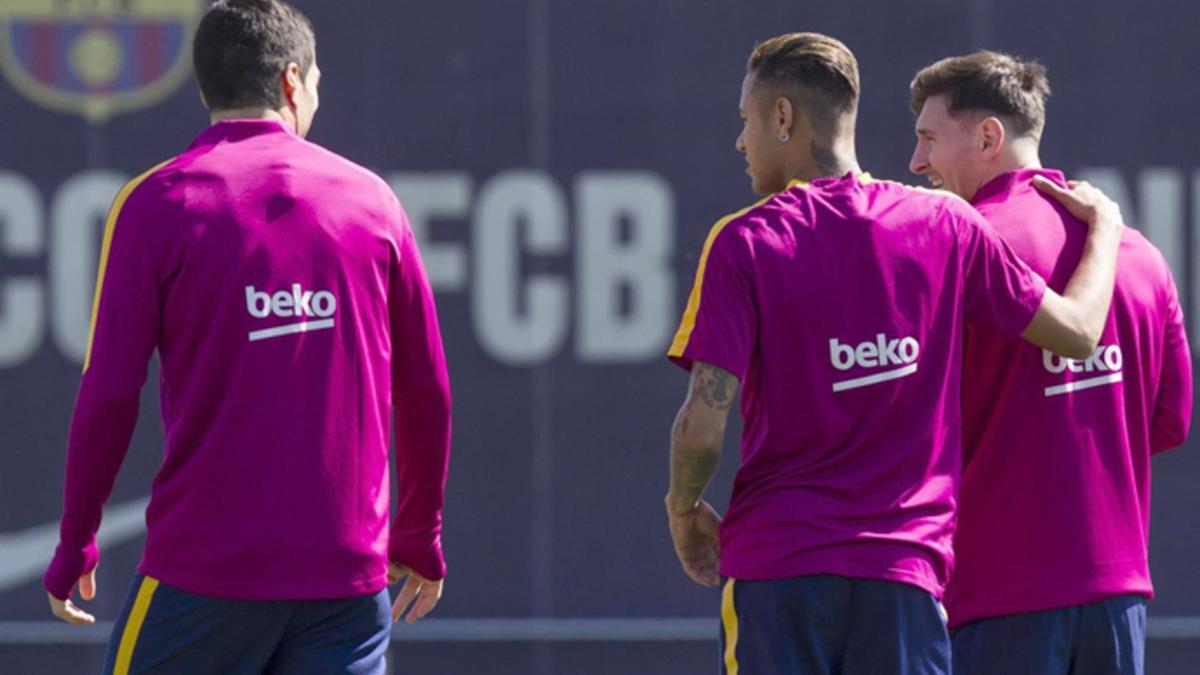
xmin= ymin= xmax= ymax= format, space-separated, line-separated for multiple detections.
xmin=113 ymin=156 xmax=186 ymax=217
xmin=705 ymin=184 xmax=826 ymax=239
xmin=861 ymin=175 xmax=969 ymax=202
xmin=1119 ymin=225 xmax=1163 ymax=261
xmin=702 ymin=178 xmax=977 ymax=252
xmin=692 ymin=194 xmax=786 ymax=262
xmin=1118 ymin=226 xmax=1176 ymax=291
xmin=711 ymin=193 xmax=780 ymax=232
xmin=297 ymin=140 xmax=397 ymax=201
xmin=851 ymin=176 xmax=986 ymax=245
xmin=860 ymin=176 xmax=977 ymax=223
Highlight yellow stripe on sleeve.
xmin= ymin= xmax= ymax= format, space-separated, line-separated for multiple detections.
xmin=667 ymin=196 xmax=773 ymax=359
xmin=82 ymin=159 xmax=173 ymax=374
xmin=112 ymin=575 xmax=160 ymax=675
xmin=721 ymin=578 xmax=740 ymax=675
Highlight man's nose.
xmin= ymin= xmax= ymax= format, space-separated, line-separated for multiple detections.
xmin=909 ymin=146 xmax=929 ymax=175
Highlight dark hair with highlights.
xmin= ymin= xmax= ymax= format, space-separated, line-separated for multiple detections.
xmin=193 ymin=0 xmax=316 ymax=111
xmin=746 ymin=32 xmax=860 ymax=138
xmin=909 ymin=51 xmax=1050 ymax=139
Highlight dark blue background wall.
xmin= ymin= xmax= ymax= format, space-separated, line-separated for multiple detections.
xmin=1 ymin=1 xmax=1197 ymax=673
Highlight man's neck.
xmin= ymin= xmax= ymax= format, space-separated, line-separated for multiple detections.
xmin=790 ymin=137 xmax=861 ymax=183
xmin=210 ymin=108 xmax=289 ymax=126
xmin=975 ymin=140 xmax=1043 ymax=193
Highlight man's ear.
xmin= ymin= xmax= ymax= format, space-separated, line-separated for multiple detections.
xmin=281 ymin=62 xmax=303 ymax=109
xmin=979 ymin=116 xmax=1006 ymax=159
xmin=775 ymin=96 xmax=796 ymax=141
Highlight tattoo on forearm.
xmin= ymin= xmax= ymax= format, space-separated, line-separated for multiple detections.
xmin=667 ymin=363 xmax=737 ymax=508
xmin=669 ymin=435 xmax=720 ymax=507
xmin=693 ymin=364 xmax=737 ymax=411
xmin=675 ymin=403 xmax=691 ymax=437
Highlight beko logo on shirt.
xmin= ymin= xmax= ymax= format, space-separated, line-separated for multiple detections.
xmin=1041 ymin=344 xmax=1123 ymax=397
xmin=244 ymin=284 xmax=337 ymax=342
xmin=829 ymin=334 xmax=920 ymax=392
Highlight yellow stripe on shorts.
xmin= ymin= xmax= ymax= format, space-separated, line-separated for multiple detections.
xmin=112 ymin=575 xmax=160 ymax=675
xmin=721 ymin=578 xmax=739 ymax=675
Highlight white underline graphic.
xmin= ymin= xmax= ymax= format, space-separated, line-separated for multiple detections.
xmin=832 ymin=363 xmax=918 ymax=392
xmin=248 ymin=319 xmax=335 ymax=342
xmin=1044 ymin=372 xmax=1123 ymax=397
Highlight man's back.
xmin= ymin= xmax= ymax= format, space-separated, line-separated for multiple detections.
xmin=48 ymin=119 xmax=449 ymax=601
xmin=147 ymin=119 xmax=406 ymax=598
xmin=44 ymin=5 xmax=448 ymax=670
xmin=949 ymin=168 xmax=1192 ymax=627
xmin=669 ymin=172 xmax=1045 ymax=597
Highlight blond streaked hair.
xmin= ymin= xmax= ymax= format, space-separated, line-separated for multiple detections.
xmin=746 ymin=32 xmax=860 ymax=138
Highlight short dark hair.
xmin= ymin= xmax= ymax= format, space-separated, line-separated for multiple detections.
xmin=193 ymin=0 xmax=316 ymax=111
xmin=909 ymin=51 xmax=1050 ymax=139
xmin=746 ymin=33 xmax=860 ymax=138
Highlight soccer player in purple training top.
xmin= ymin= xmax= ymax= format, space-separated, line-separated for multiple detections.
xmin=908 ymin=52 xmax=1192 ymax=675
xmin=42 ymin=1 xmax=452 ymax=672
xmin=664 ymin=33 xmax=1126 ymax=674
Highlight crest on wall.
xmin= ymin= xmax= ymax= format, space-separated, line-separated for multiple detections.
xmin=0 ymin=0 xmax=205 ymax=124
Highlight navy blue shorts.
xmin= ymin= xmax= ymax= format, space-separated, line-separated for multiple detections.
xmin=718 ymin=574 xmax=951 ymax=674
xmin=950 ymin=595 xmax=1146 ymax=675
xmin=102 ymin=574 xmax=391 ymax=675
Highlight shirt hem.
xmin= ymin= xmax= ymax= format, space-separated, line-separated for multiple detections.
xmin=721 ymin=561 xmax=943 ymax=599
xmin=947 ymin=583 xmax=1155 ymax=629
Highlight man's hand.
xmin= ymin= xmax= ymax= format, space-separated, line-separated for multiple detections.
xmin=47 ymin=567 xmax=97 ymax=625
xmin=1033 ymin=177 xmax=1123 ymax=232
xmin=666 ymin=498 xmax=722 ymax=587
xmin=1022 ymin=177 xmax=1125 ymax=359
xmin=388 ymin=563 xmax=443 ymax=624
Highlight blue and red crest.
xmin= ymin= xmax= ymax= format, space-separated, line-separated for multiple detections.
xmin=0 ymin=0 xmax=204 ymax=123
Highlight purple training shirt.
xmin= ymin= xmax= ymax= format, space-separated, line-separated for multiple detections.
xmin=669 ymin=173 xmax=1046 ymax=598
xmin=947 ymin=169 xmax=1192 ymax=628
xmin=44 ymin=119 xmax=452 ymax=601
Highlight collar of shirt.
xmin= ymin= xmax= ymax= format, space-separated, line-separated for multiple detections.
xmin=787 ymin=171 xmax=873 ymax=191
xmin=971 ymin=167 xmax=1066 ymax=206
xmin=189 ymin=118 xmax=296 ymax=150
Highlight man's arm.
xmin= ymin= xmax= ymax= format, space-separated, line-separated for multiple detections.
xmin=1151 ymin=266 xmax=1192 ymax=453
xmin=387 ymin=209 xmax=452 ymax=623
xmin=667 ymin=363 xmax=737 ymax=513
xmin=44 ymin=171 xmax=163 ymax=622
xmin=664 ymin=214 xmax=754 ymax=587
xmin=665 ymin=362 xmax=738 ymax=587
xmin=1021 ymin=178 xmax=1124 ymax=359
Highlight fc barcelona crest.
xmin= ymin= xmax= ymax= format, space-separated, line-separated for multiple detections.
xmin=0 ymin=0 xmax=204 ymax=124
